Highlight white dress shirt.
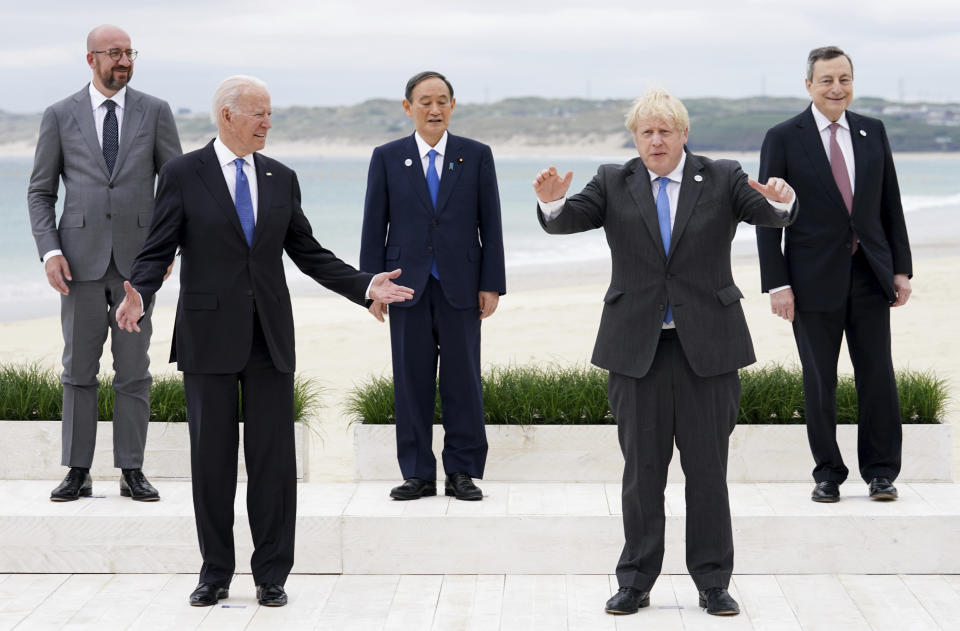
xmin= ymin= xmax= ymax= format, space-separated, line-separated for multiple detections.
xmin=214 ymin=136 xmax=259 ymax=222
xmin=414 ymin=130 xmax=448 ymax=182
xmin=42 ymin=84 xmax=129 ymax=263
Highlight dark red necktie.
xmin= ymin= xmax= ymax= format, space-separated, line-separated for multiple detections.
xmin=829 ymin=123 xmax=857 ymax=253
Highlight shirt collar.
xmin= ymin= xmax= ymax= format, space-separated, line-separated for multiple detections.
xmin=214 ymin=136 xmax=255 ymax=169
xmin=89 ymin=83 xmax=126 ymax=111
xmin=414 ymin=131 xmax=448 ymax=159
xmin=811 ymin=103 xmax=849 ymax=133
xmin=648 ymin=151 xmax=687 ymax=185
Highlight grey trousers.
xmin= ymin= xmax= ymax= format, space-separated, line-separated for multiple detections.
xmin=60 ymin=258 xmax=153 ymax=469
xmin=609 ymin=330 xmax=740 ymax=593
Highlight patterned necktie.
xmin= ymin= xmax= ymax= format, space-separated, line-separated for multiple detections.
xmin=427 ymin=149 xmax=440 ymax=279
xmin=102 ymin=99 xmax=119 ymax=175
xmin=233 ymin=158 xmax=255 ymax=246
xmin=828 ymin=123 xmax=857 ymax=252
xmin=656 ymin=176 xmax=673 ymax=324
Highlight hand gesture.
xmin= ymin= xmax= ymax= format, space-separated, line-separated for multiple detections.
xmin=116 ymin=281 xmax=144 ymax=333
xmin=368 ymin=300 xmax=388 ymax=322
xmin=44 ymin=254 xmax=72 ymax=295
xmin=369 ymin=269 xmax=414 ymax=304
xmin=769 ymin=288 xmax=795 ymax=322
xmin=749 ymin=177 xmax=795 ymax=204
xmin=533 ymin=166 xmax=573 ymax=202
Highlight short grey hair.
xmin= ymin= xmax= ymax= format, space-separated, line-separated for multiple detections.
xmin=625 ymin=87 xmax=689 ymax=134
xmin=210 ymin=75 xmax=268 ymax=125
xmin=806 ymin=46 xmax=853 ymax=81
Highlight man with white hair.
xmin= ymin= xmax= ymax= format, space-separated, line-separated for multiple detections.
xmin=116 ymin=75 xmax=414 ymax=607
xmin=28 ymin=24 xmax=181 ymax=502
xmin=534 ymin=88 xmax=798 ymax=617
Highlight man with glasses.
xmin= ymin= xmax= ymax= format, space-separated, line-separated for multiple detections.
xmin=28 ymin=24 xmax=182 ymax=502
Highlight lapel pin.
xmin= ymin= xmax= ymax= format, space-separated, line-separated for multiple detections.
xmin=458 ymin=157 xmax=463 ymax=163
xmin=694 ymin=174 xmax=703 ymax=182
xmin=404 ymin=158 xmax=413 ymax=167
xmin=448 ymin=162 xmax=454 ymax=170
xmin=265 ymin=172 xmax=272 ymax=176
xmin=860 ymin=129 xmax=867 ymax=137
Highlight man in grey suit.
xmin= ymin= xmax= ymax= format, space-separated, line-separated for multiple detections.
xmin=28 ymin=24 xmax=182 ymax=501
xmin=534 ymin=88 xmax=797 ymax=617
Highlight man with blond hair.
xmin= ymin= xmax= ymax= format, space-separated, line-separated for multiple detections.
xmin=116 ymin=75 xmax=413 ymax=607
xmin=534 ymin=88 xmax=798 ymax=616
xmin=28 ymin=24 xmax=181 ymax=502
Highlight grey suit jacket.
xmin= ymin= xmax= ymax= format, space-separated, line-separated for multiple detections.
xmin=28 ymin=84 xmax=182 ymax=280
xmin=539 ymin=151 xmax=798 ymax=379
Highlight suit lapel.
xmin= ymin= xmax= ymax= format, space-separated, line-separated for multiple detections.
xmin=196 ymin=141 xmax=248 ymax=245
xmin=669 ymin=151 xmax=704 ymax=258
xmin=435 ymin=134 xmax=464 ymax=214
xmin=624 ymin=158 xmax=665 ymax=258
xmin=70 ymin=86 xmax=111 ymax=179
xmin=846 ymin=111 xmax=869 ymax=216
xmin=798 ymin=105 xmax=849 ymax=215
xmin=112 ymin=88 xmax=147 ymax=182
xmin=401 ymin=134 xmax=435 ymax=215
xmin=252 ymin=153 xmax=273 ymax=247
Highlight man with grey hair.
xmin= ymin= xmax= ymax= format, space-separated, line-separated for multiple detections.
xmin=116 ymin=75 xmax=414 ymax=607
xmin=757 ymin=46 xmax=912 ymax=503
xmin=534 ymin=87 xmax=798 ymax=616
xmin=28 ymin=24 xmax=181 ymax=502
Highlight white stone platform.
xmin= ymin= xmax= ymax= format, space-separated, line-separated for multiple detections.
xmin=4 ymin=572 xmax=960 ymax=631
xmin=2 ymin=480 xmax=959 ymax=575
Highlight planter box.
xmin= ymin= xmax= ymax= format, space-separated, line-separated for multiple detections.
xmin=0 ymin=420 xmax=308 ymax=481
xmin=354 ymin=423 xmax=953 ymax=483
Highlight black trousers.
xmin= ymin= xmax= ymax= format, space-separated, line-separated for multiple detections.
xmin=793 ymin=248 xmax=902 ymax=484
xmin=389 ymin=276 xmax=487 ymax=480
xmin=183 ymin=314 xmax=297 ymax=587
xmin=609 ymin=330 xmax=739 ymax=592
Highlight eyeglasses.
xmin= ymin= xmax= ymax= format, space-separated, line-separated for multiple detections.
xmin=91 ymin=48 xmax=138 ymax=61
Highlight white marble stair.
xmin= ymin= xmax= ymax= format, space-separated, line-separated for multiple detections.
xmin=2 ymin=480 xmax=959 ymax=575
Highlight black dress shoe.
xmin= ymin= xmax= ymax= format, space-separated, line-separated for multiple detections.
xmin=699 ymin=587 xmax=740 ymax=616
xmin=189 ymin=582 xmax=229 ymax=606
xmin=120 ymin=468 xmax=160 ymax=501
xmin=50 ymin=468 xmax=92 ymax=502
xmin=257 ymin=583 xmax=288 ymax=607
xmin=390 ymin=478 xmax=437 ymax=500
xmin=445 ymin=472 xmax=483 ymax=501
xmin=868 ymin=477 xmax=898 ymax=501
xmin=811 ymin=480 xmax=840 ymax=503
xmin=604 ymin=586 xmax=650 ymax=614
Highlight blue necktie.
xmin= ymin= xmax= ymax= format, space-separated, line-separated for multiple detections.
xmin=102 ymin=99 xmax=118 ymax=175
xmin=427 ymin=149 xmax=440 ymax=279
xmin=233 ymin=158 xmax=255 ymax=246
xmin=656 ymin=176 xmax=673 ymax=324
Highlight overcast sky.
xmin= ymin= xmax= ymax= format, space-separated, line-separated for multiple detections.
xmin=4 ymin=0 xmax=959 ymax=114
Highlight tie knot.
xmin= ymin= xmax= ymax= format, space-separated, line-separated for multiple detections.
xmin=234 ymin=157 xmax=245 ymax=171
xmin=829 ymin=122 xmax=840 ymax=135
xmin=428 ymin=149 xmax=438 ymax=161
xmin=104 ymin=99 xmax=116 ymax=112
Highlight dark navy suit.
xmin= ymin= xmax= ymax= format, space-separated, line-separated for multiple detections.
xmin=360 ymin=132 xmax=505 ymax=480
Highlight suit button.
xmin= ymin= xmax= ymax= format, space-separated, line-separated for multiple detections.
xmin=658 ymin=304 xmax=664 ymax=310
xmin=665 ymin=273 xmax=672 ymax=280
xmin=432 ymin=219 xmax=439 ymax=226
xmin=845 ymin=242 xmax=851 ymax=249
xmin=427 ymin=246 xmax=434 ymax=252
xmin=246 ymin=290 xmax=253 ymax=297
xmin=108 ymin=184 xmax=114 ymax=189
xmin=106 ymin=213 xmax=111 ymax=219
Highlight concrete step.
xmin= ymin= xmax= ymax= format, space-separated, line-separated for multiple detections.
xmin=2 ymin=480 xmax=958 ymax=575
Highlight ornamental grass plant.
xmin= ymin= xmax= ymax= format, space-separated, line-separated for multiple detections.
xmin=0 ymin=363 xmax=321 ymax=423
xmin=347 ymin=363 xmax=948 ymax=425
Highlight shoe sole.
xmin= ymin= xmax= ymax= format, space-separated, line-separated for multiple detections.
xmin=605 ymin=598 xmax=650 ymax=614
xmin=445 ymin=489 xmax=482 ymax=501
xmin=870 ymin=492 xmax=898 ymax=501
xmin=50 ymin=488 xmax=93 ymax=502
xmin=258 ymin=599 xmax=288 ymax=607
xmin=120 ymin=489 xmax=161 ymax=502
xmin=699 ymin=597 xmax=739 ymax=615
xmin=190 ymin=591 xmax=229 ymax=606
xmin=811 ymin=495 xmax=840 ymax=503
xmin=390 ymin=489 xmax=437 ymax=500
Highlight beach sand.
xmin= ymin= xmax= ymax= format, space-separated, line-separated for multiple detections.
xmin=2 ymin=249 xmax=957 ymax=483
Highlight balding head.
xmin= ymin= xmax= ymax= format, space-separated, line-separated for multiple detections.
xmin=86 ymin=24 xmax=134 ymax=96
